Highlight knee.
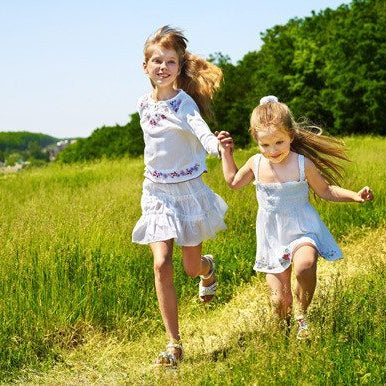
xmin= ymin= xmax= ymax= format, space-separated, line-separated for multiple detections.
xmin=294 ymin=262 xmax=316 ymax=279
xmin=270 ymin=291 xmax=293 ymax=308
xmin=153 ymin=258 xmax=173 ymax=280
xmin=183 ymin=266 xmax=200 ymax=278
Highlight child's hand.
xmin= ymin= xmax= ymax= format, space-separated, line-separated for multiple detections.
xmin=215 ymin=131 xmax=234 ymax=154
xmin=357 ymin=186 xmax=373 ymax=203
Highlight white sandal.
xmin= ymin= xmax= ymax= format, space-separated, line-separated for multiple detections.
xmin=295 ymin=315 xmax=310 ymax=340
xmin=199 ymin=254 xmax=217 ymax=302
xmin=154 ymin=340 xmax=183 ymax=367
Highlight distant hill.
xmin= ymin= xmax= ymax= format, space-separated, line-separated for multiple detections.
xmin=57 ymin=113 xmax=143 ymax=163
xmin=0 ymin=131 xmax=59 ymax=152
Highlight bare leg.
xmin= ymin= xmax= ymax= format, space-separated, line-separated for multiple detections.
xmin=266 ymin=268 xmax=293 ymax=321
xmin=292 ymin=245 xmax=318 ymax=316
xmin=182 ymin=244 xmax=216 ymax=302
xmin=150 ymin=240 xmax=181 ymax=347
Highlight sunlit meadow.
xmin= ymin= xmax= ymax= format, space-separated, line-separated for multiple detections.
xmin=0 ymin=136 xmax=385 ymax=383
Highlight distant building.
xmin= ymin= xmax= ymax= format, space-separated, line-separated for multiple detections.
xmin=45 ymin=139 xmax=77 ymax=161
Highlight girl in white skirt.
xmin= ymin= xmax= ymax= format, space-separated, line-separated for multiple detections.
xmin=132 ymin=26 xmax=232 ymax=366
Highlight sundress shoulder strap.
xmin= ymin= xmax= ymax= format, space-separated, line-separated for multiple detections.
xmin=298 ymin=154 xmax=306 ymax=181
xmin=253 ymin=154 xmax=262 ymax=183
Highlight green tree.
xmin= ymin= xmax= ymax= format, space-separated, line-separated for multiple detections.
xmin=58 ymin=0 xmax=386 ymax=162
xmin=57 ymin=113 xmax=143 ymax=163
xmin=5 ymin=152 xmax=23 ymax=166
xmin=0 ymin=131 xmax=58 ymax=152
xmin=211 ymin=0 xmax=386 ymax=139
xmin=27 ymin=141 xmax=49 ymax=162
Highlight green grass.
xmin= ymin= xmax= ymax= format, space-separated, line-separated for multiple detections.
xmin=22 ymin=226 xmax=386 ymax=385
xmin=0 ymin=135 xmax=385 ymax=381
xmin=153 ymin=265 xmax=385 ymax=385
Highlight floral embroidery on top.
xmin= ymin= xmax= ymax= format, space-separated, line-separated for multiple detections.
xmin=151 ymin=163 xmax=200 ymax=179
xmin=168 ymin=98 xmax=182 ymax=113
xmin=140 ymin=96 xmax=172 ymax=126
xmin=139 ymin=95 xmax=183 ymax=126
xmin=147 ymin=113 xmax=167 ymax=126
xmin=139 ymin=97 xmax=149 ymax=110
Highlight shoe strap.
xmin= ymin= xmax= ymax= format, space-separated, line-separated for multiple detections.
xmin=166 ymin=340 xmax=183 ymax=362
xmin=157 ymin=351 xmax=178 ymax=366
xmin=199 ymin=281 xmax=217 ymax=297
xmin=199 ymin=255 xmax=215 ymax=280
xmin=167 ymin=340 xmax=183 ymax=351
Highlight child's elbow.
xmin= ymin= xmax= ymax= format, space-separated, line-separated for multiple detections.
xmin=316 ymin=187 xmax=334 ymax=201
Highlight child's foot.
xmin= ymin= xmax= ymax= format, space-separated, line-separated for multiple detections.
xmin=154 ymin=340 xmax=183 ymax=367
xmin=295 ymin=316 xmax=310 ymax=340
xmin=199 ymin=255 xmax=217 ymax=303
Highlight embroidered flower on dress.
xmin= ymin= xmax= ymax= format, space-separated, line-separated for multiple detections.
xmin=321 ymin=248 xmax=339 ymax=258
xmin=152 ymin=163 xmax=200 ymax=179
xmin=278 ymin=247 xmax=292 ymax=268
xmin=282 ymin=248 xmax=291 ymax=261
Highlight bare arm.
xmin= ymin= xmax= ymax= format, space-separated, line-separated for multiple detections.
xmin=219 ymin=147 xmax=255 ymax=191
xmin=216 ymin=131 xmax=255 ymax=189
xmin=305 ymin=158 xmax=373 ymax=203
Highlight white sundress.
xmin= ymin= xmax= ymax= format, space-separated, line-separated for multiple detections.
xmin=132 ymin=176 xmax=228 ymax=246
xmin=253 ymin=153 xmax=343 ymax=273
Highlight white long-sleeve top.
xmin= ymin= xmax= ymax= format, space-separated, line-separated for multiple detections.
xmin=137 ymin=89 xmax=219 ymax=183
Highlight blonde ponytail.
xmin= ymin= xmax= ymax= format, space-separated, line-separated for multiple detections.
xmin=177 ymin=51 xmax=222 ymax=119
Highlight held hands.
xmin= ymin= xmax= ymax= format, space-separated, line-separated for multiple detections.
xmin=215 ymin=131 xmax=234 ymax=155
xmin=356 ymin=186 xmax=374 ymax=203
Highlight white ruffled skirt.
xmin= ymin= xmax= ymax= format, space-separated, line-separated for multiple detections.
xmin=132 ymin=176 xmax=228 ymax=246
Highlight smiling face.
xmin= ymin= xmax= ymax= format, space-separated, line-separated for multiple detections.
xmin=143 ymin=45 xmax=180 ymax=91
xmin=257 ymin=127 xmax=293 ymax=164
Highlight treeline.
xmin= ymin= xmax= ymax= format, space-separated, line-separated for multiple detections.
xmin=0 ymin=131 xmax=58 ymax=152
xmin=57 ymin=114 xmax=143 ymax=163
xmin=209 ymin=0 xmax=386 ymax=146
xmin=0 ymin=131 xmax=58 ymax=165
xmin=59 ymin=0 xmax=385 ymax=162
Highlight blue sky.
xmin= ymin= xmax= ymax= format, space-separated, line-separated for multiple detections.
xmin=1 ymin=0 xmax=351 ymax=139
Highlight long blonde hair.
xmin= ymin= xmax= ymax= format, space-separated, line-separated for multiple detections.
xmin=250 ymin=99 xmax=349 ymax=186
xmin=143 ymin=25 xmax=222 ymax=119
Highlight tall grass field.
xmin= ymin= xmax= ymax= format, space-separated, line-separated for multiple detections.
xmin=0 ymin=136 xmax=385 ymax=383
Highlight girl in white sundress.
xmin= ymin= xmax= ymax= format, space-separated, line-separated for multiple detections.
xmin=132 ymin=26 xmax=232 ymax=366
xmin=217 ymin=95 xmax=373 ymax=339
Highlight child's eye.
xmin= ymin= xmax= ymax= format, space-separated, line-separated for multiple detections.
xmin=168 ymin=60 xmax=176 ymax=64
xmin=260 ymin=144 xmax=269 ymax=148
xmin=276 ymin=141 xmax=284 ymax=145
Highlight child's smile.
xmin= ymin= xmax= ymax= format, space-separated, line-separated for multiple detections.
xmin=257 ymin=128 xmax=292 ymax=164
xmin=144 ymin=46 xmax=180 ymax=89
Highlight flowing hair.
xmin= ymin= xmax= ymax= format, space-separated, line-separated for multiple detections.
xmin=250 ymin=101 xmax=350 ymax=186
xmin=143 ymin=25 xmax=222 ymax=119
